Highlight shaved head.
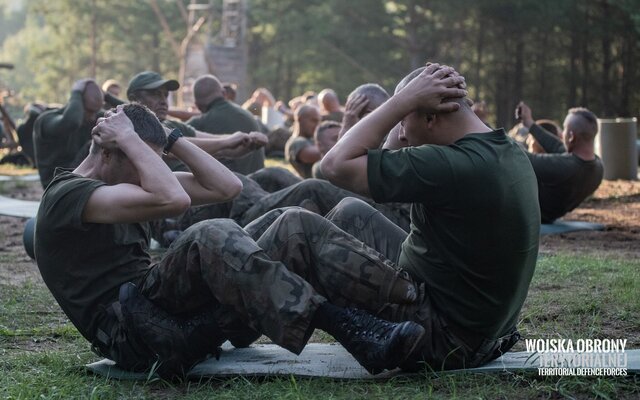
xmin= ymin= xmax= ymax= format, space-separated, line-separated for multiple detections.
xmin=396 ymin=66 xmax=469 ymax=113
xmin=318 ymin=88 xmax=341 ymax=113
xmin=295 ymin=105 xmax=321 ymax=138
xmin=193 ymin=75 xmax=224 ymax=111
xmin=348 ymin=83 xmax=390 ymax=118
xmin=566 ymin=108 xmax=598 ymax=140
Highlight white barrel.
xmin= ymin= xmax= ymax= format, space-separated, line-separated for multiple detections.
xmin=596 ymin=118 xmax=638 ymax=180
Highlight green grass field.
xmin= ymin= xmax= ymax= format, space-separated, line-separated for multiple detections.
xmin=1 ymin=253 xmax=638 ymax=399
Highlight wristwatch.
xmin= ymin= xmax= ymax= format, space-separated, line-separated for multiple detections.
xmin=163 ymin=129 xmax=183 ymax=155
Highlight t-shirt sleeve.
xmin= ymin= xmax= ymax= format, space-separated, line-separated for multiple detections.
xmin=529 ymin=124 xmax=566 ymax=154
xmin=39 ymin=176 xmax=106 ymax=232
xmin=288 ymin=137 xmax=312 ymax=162
xmin=165 ymin=120 xmax=197 ymax=137
xmin=367 ymin=146 xmax=454 ymax=204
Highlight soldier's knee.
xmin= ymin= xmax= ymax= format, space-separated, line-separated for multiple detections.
xmin=333 ymin=197 xmax=373 ymax=217
xmin=180 ymin=219 xmax=243 ymax=244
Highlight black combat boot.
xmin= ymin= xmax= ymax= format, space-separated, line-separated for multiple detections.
xmin=118 ymin=282 xmax=226 ymax=379
xmin=313 ymin=303 xmax=425 ymax=374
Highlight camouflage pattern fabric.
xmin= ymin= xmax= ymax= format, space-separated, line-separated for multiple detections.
xmin=140 ymin=209 xmax=417 ymax=355
xmin=247 ymin=166 xmax=302 ymax=193
xmin=151 ymin=177 xmax=411 ymax=246
xmin=325 ymin=198 xmax=522 ymax=370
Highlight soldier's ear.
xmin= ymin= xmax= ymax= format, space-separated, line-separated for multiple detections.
xmin=425 ymin=114 xmax=437 ymax=128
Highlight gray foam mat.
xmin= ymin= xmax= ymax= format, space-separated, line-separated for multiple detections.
xmin=85 ymin=343 xmax=640 ymax=380
xmin=0 ymin=195 xmax=39 ymax=218
xmin=540 ymin=220 xmax=605 ymax=235
xmin=0 ymin=174 xmax=39 ymax=182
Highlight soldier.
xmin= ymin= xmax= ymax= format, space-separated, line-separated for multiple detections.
xmin=284 ymin=104 xmax=322 ymax=178
xmin=35 ymin=103 xmax=425 ymax=378
xmin=322 ymin=63 xmax=540 ymax=370
xmin=189 ymin=75 xmax=266 ymax=175
xmin=125 ymin=71 xmax=267 ymax=172
xmin=517 ymin=102 xmax=604 ymax=223
xmin=34 ymin=79 xmax=103 ymax=188
xmin=318 ymin=88 xmax=343 ymax=122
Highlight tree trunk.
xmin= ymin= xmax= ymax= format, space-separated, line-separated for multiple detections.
xmin=90 ymin=0 xmax=98 ymax=79
xmin=514 ymin=34 xmax=524 ymax=107
xmin=474 ymin=17 xmax=485 ymax=100
xmin=407 ymin=0 xmax=423 ymax=70
xmin=152 ymin=31 xmax=160 ymax=73
xmin=619 ymin=21 xmax=634 ymax=117
xmin=580 ymin=8 xmax=590 ymax=107
xmin=568 ymin=6 xmax=579 ymax=107
xmin=600 ymin=1 xmax=612 ymax=117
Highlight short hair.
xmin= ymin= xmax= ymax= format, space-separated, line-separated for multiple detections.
xmin=395 ymin=67 xmax=424 ymax=94
xmin=102 ymin=79 xmax=121 ymax=92
xmin=314 ymin=120 xmax=341 ymax=141
xmin=222 ymin=82 xmax=237 ymax=100
xmin=536 ymin=119 xmax=561 ymax=137
xmin=396 ymin=65 xmax=469 ymax=112
xmin=122 ymin=103 xmax=167 ymax=148
xmin=348 ymin=83 xmax=390 ymax=104
xmin=567 ymin=107 xmax=598 ymax=140
xmin=295 ymin=104 xmax=319 ymax=120
xmin=95 ymin=105 xmax=167 ymax=155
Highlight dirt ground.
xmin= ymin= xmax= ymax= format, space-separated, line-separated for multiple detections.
xmin=540 ymin=179 xmax=640 ymax=258
xmin=0 ymin=178 xmax=639 ymax=287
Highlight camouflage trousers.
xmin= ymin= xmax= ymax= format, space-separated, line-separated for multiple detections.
xmin=102 ymin=205 xmax=417 ymax=369
xmin=321 ymin=198 xmax=522 ymax=370
xmin=237 ymin=179 xmax=411 ymax=230
xmin=247 ymin=166 xmax=302 ymax=193
xmin=150 ymin=176 xmax=411 ymax=245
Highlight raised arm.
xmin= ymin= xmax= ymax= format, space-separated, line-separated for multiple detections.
xmin=322 ymin=64 xmax=466 ymax=196
xmin=40 ymin=79 xmax=89 ymax=137
xmin=81 ymin=109 xmax=191 ymax=224
xmin=168 ymin=129 xmax=243 ymax=206
xmin=518 ymin=102 xmax=566 ymax=154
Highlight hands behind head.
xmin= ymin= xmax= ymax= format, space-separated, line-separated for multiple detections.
xmin=344 ymin=94 xmax=369 ymax=123
xmin=400 ymin=63 xmax=468 ymax=114
xmin=91 ymin=105 xmax=135 ymax=150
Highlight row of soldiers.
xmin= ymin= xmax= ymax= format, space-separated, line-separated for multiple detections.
xmin=31 ymin=62 xmax=604 ymax=378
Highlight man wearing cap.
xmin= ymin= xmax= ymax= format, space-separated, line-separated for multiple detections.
xmin=126 ymin=71 xmax=267 ymax=172
xmin=188 ymin=74 xmax=266 ymax=175
xmin=34 ymin=78 xmax=104 ymax=188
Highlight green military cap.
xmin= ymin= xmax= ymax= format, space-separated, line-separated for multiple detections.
xmin=127 ymin=71 xmax=180 ymax=97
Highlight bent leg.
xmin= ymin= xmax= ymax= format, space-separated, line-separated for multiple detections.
xmin=256 ymin=208 xmax=418 ymax=311
xmin=240 ymin=179 xmax=362 ymax=226
xmin=139 ymin=219 xmax=324 ymax=354
xmin=326 ymin=198 xmax=408 ymax=264
xmin=248 ymin=167 xmax=302 ymax=192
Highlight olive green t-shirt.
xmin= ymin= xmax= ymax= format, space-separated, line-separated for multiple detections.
xmin=33 ymin=91 xmax=101 ymax=188
xmin=368 ymin=130 xmax=540 ymax=338
xmin=526 ymin=124 xmax=604 ymax=223
xmin=188 ymin=98 xmax=265 ymax=175
xmin=35 ymin=170 xmax=152 ymax=342
xmin=285 ymin=136 xmax=314 ymax=178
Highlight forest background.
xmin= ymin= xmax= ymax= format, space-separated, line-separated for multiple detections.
xmin=0 ymin=0 xmax=639 ymax=129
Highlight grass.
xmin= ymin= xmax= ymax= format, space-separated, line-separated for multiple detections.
xmin=0 ymin=163 xmax=37 ymax=176
xmin=1 ymin=253 xmax=639 ymax=399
